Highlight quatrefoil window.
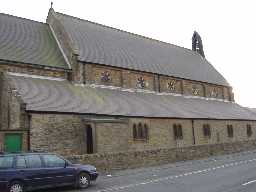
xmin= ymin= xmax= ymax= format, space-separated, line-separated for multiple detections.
xmin=137 ymin=76 xmax=146 ymax=89
xmin=101 ymin=71 xmax=111 ymax=82
xmin=167 ymin=80 xmax=176 ymax=91
xmin=192 ymin=85 xmax=200 ymax=95
xmin=210 ymin=88 xmax=218 ymax=98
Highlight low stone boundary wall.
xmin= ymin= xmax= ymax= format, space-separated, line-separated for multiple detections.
xmin=67 ymin=140 xmax=256 ymax=172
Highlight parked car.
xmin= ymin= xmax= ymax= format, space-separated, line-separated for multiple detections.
xmin=0 ymin=152 xmax=98 ymax=192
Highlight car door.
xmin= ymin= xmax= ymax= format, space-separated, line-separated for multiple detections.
xmin=41 ymin=154 xmax=76 ymax=186
xmin=16 ymin=154 xmax=50 ymax=190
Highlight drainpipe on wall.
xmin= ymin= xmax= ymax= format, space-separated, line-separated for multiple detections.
xmin=192 ymin=119 xmax=196 ymax=145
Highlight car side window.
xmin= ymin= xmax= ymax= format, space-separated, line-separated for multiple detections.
xmin=42 ymin=155 xmax=65 ymax=168
xmin=16 ymin=156 xmax=27 ymax=169
xmin=0 ymin=156 xmax=14 ymax=169
xmin=25 ymin=155 xmax=42 ymax=168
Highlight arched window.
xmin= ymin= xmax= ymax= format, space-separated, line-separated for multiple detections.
xmin=132 ymin=123 xmax=149 ymax=141
xmin=138 ymin=123 xmax=143 ymax=138
xmin=227 ymin=125 xmax=233 ymax=138
xmin=203 ymin=124 xmax=211 ymax=138
xmin=133 ymin=124 xmax=137 ymax=139
xmin=247 ymin=124 xmax=252 ymax=137
xmin=173 ymin=124 xmax=183 ymax=140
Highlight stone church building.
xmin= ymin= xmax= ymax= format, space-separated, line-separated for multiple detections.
xmin=1 ymin=8 xmax=256 ymax=157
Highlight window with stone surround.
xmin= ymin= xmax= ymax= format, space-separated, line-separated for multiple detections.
xmin=247 ymin=124 xmax=252 ymax=137
xmin=133 ymin=123 xmax=149 ymax=141
xmin=203 ymin=124 xmax=211 ymax=138
xmin=210 ymin=88 xmax=219 ymax=98
xmin=101 ymin=71 xmax=111 ymax=82
xmin=173 ymin=124 xmax=183 ymax=140
xmin=136 ymin=76 xmax=146 ymax=89
xmin=167 ymin=80 xmax=176 ymax=91
xmin=227 ymin=125 xmax=233 ymax=138
xmin=192 ymin=85 xmax=200 ymax=96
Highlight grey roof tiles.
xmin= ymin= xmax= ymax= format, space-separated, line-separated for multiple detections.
xmin=55 ymin=12 xmax=229 ymax=86
xmin=0 ymin=13 xmax=68 ymax=69
xmin=8 ymin=75 xmax=256 ymax=120
xmin=0 ymin=11 xmax=230 ymax=87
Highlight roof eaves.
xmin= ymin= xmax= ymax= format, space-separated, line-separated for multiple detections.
xmin=25 ymin=110 xmax=256 ymax=121
xmin=0 ymin=59 xmax=71 ymax=71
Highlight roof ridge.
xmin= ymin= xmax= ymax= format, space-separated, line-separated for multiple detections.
xmin=55 ymin=12 xmax=197 ymax=55
xmin=0 ymin=12 xmax=45 ymax=25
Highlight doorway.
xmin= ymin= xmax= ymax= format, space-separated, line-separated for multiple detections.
xmin=4 ymin=133 xmax=22 ymax=152
xmin=86 ymin=125 xmax=93 ymax=154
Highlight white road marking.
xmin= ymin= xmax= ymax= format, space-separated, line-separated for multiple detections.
xmin=97 ymin=158 xmax=256 ymax=192
xmin=242 ymin=180 xmax=256 ymax=186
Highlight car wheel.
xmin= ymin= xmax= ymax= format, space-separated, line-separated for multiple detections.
xmin=77 ymin=172 xmax=90 ymax=189
xmin=9 ymin=181 xmax=24 ymax=192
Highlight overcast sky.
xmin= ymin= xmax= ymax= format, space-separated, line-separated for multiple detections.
xmin=2 ymin=0 xmax=256 ymax=108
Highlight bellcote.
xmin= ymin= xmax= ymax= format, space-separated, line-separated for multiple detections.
xmin=192 ymin=31 xmax=205 ymax=58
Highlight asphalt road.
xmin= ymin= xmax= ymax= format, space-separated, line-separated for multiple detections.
xmin=42 ymin=150 xmax=256 ymax=192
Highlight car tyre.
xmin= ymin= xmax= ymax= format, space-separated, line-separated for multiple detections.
xmin=77 ymin=172 xmax=90 ymax=189
xmin=9 ymin=181 xmax=25 ymax=192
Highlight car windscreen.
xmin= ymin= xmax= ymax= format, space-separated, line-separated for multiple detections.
xmin=0 ymin=156 xmax=14 ymax=169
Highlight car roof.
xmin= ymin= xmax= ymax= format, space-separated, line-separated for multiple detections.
xmin=0 ymin=152 xmax=56 ymax=157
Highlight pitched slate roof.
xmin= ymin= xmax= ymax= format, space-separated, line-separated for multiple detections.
xmin=0 ymin=13 xmax=68 ymax=69
xmin=248 ymin=108 xmax=256 ymax=114
xmin=55 ymin=12 xmax=229 ymax=86
xmin=7 ymin=74 xmax=256 ymax=120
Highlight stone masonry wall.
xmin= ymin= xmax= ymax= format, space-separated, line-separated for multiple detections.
xmin=159 ymin=76 xmax=182 ymax=94
xmin=194 ymin=120 xmax=256 ymax=145
xmin=183 ymin=80 xmax=205 ymax=97
xmin=29 ymin=113 xmax=256 ymax=156
xmin=30 ymin=114 xmax=87 ymax=155
xmin=0 ymin=63 xmax=67 ymax=79
xmin=128 ymin=119 xmax=194 ymax=151
xmin=205 ymin=84 xmax=224 ymax=99
xmin=91 ymin=66 xmax=122 ymax=87
xmin=0 ymin=75 xmax=24 ymax=130
xmin=0 ymin=73 xmax=29 ymax=151
xmin=126 ymin=71 xmax=155 ymax=91
xmin=82 ymin=63 xmax=233 ymax=101
xmin=68 ymin=140 xmax=256 ymax=172
xmin=96 ymin=122 xmax=129 ymax=153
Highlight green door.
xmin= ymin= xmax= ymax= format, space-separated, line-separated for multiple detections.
xmin=4 ymin=134 xmax=22 ymax=152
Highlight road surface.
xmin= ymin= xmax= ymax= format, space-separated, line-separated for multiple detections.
xmin=42 ymin=150 xmax=256 ymax=192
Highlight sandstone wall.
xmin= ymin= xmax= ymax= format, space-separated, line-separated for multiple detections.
xmin=28 ymin=113 xmax=256 ymax=156
xmin=0 ymin=73 xmax=29 ymax=151
xmin=29 ymin=114 xmax=86 ymax=155
xmin=81 ymin=63 xmax=233 ymax=101
xmin=68 ymin=140 xmax=256 ymax=172
xmin=0 ymin=63 xmax=67 ymax=79
xmin=96 ymin=122 xmax=129 ymax=153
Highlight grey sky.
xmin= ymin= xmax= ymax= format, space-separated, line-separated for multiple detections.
xmin=2 ymin=0 xmax=256 ymax=107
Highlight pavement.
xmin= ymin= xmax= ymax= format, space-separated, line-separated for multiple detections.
xmin=41 ymin=150 xmax=256 ymax=192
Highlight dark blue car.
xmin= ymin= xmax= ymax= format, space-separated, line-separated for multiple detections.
xmin=0 ymin=152 xmax=98 ymax=192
